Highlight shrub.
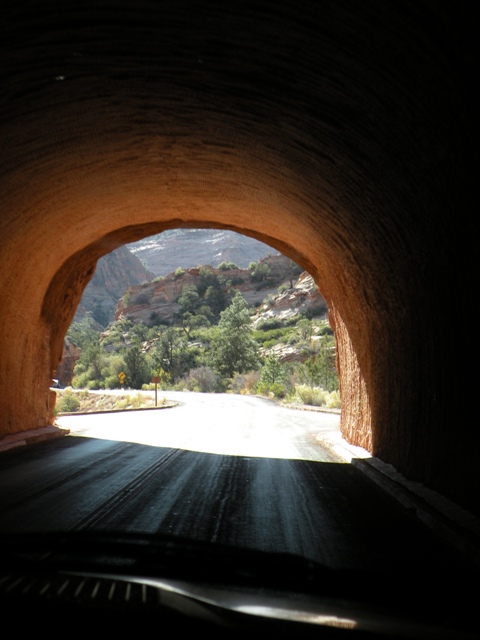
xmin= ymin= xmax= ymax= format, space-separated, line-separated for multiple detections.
xmin=132 ymin=292 xmax=151 ymax=305
xmin=104 ymin=374 xmax=121 ymax=389
xmin=56 ymin=388 xmax=81 ymax=413
xmin=128 ymin=393 xmax=145 ymax=409
xmin=326 ymin=390 xmax=341 ymax=408
xmin=318 ymin=325 xmax=334 ymax=336
xmin=262 ymin=339 xmax=278 ymax=349
xmin=294 ymin=384 xmax=327 ymax=406
xmin=71 ymin=371 xmax=92 ymax=389
xmin=257 ymin=381 xmax=287 ymax=398
xmin=115 ymin=397 xmax=130 ymax=410
xmin=230 ymin=370 xmax=260 ymax=394
xmin=302 ymin=302 xmax=328 ymax=319
xmin=149 ymin=312 xmax=169 ymax=327
xmin=85 ymin=379 xmax=102 ymax=390
xmin=178 ymin=366 xmax=220 ymax=393
xmin=252 ymin=327 xmax=289 ymax=344
xmin=217 ymin=261 xmax=239 ymax=271
xmin=256 ymin=318 xmax=283 ymax=331
xmin=114 ymin=393 xmax=146 ymax=410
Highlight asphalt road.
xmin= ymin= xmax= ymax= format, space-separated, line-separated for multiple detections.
xmin=0 ymin=393 xmax=472 ymax=574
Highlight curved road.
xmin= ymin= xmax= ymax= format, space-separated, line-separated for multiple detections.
xmin=58 ymin=391 xmax=341 ymax=460
xmin=0 ymin=393 xmax=469 ymax=575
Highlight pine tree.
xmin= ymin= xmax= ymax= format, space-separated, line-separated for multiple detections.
xmin=260 ymin=354 xmax=286 ymax=386
xmin=210 ymin=291 xmax=259 ymax=378
xmin=123 ymin=344 xmax=150 ymax=389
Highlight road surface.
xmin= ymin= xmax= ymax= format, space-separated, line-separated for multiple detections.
xmin=57 ymin=391 xmax=342 ymax=459
xmin=0 ymin=393 xmax=470 ymax=574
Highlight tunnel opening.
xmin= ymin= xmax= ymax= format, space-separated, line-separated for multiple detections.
xmin=54 ymin=226 xmax=340 ymax=421
xmin=9 ymin=196 xmax=372 ymax=472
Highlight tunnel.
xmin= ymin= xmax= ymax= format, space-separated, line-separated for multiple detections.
xmin=0 ymin=1 xmax=478 ymax=518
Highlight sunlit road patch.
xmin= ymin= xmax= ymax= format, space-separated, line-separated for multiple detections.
xmin=57 ymin=391 xmax=342 ymax=461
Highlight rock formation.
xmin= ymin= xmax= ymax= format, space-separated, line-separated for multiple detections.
xmin=55 ymin=339 xmax=81 ymax=387
xmin=127 ymin=228 xmax=277 ymax=276
xmin=114 ymin=254 xmax=316 ymax=325
xmin=252 ymin=271 xmax=327 ymax=327
xmin=75 ymin=245 xmax=155 ymax=326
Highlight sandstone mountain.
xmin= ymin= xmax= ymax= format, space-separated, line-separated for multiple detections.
xmin=77 ymin=229 xmax=276 ymax=326
xmin=60 ymin=253 xmax=326 ymax=385
xmin=126 ymin=229 xmax=277 ymax=276
xmin=115 ymin=254 xmax=326 ymax=326
xmin=74 ymin=245 xmax=154 ymax=326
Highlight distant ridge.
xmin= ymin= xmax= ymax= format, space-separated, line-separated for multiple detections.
xmin=76 ymin=229 xmax=278 ymax=326
xmin=74 ymin=245 xmax=154 ymax=326
xmin=127 ymin=229 xmax=277 ymax=276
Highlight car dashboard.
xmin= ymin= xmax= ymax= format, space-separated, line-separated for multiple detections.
xmin=0 ymin=531 xmax=477 ymax=638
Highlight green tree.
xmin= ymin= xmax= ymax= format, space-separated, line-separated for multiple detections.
xmin=314 ymin=336 xmax=338 ymax=391
xmin=177 ymin=284 xmax=200 ymax=315
xmin=197 ymin=266 xmax=218 ymax=295
xmin=297 ymin=318 xmax=313 ymax=342
xmin=130 ymin=322 xmax=149 ymax=343
xmin=66 ymin=314 xmax=100 ymax=350
xmin=210 ymin=291 xmax=259 ymax=378
xmin=288 ymin=259 xmax=303 ymax=288
xmin=260 ymin=354 xmax=286 ymax=386
xmin=101 ymin=353 xmax=126 ymax=389
xmin=258 ymin=354 xmax=288 ymax=398
xmin=179 ymin=311 xmax=210 ymax=339
xmin=204 ymin=284 xmax=227 ymax=318
xmin=152 ymin=327 xmax=193 ymax=383
xmin=298 ymin=336 xmax=338 ymax=391
xmin=123 ymin=344 xmax=150 ymax=389
xmin=297 ymin=355 xmax=323 ymax=387
xmin=249 ymin=261 xmax=270 ymax=283
xmin=72 ymin=343 xmax=104 ymax=387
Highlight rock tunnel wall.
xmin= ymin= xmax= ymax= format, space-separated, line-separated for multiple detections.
xmin=0 ymin=1 xmax=478 ymax=515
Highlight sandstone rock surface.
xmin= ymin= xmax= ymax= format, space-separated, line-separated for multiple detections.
xmin=76 ymin=245 xmax=155 ymax=325
xmin=127 ymin=228 xmax=276 ymax=276
xmin=115 ymin=254 xmax=310 ymax=325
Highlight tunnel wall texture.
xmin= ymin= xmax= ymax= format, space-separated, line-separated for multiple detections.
xmin=0 ymin=1 xmax=478 ymax=515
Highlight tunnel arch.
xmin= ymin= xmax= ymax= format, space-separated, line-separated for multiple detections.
xmin=1 ymin=0 xmax=478 ymax=516
xmin=41 ymin=203 xmax=371 ymax=445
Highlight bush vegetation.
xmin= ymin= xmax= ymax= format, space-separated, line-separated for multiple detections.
xmin=56 ymin=387 xmax=81 ymax=413
xmin=65 ymin=270 xmax=340 ymax=410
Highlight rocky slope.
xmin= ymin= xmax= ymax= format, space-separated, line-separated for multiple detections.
xmin=76 ymin=229 xmax=276 ymax=326
xmin=252 ymin=271 xmax=327 ymax=327
xmin=75 ymin=245 xmax=154 ymax=326
xmin=59 ymin=254 xmax=326 ymax=384
xmin=55 ymin=338 xmax=81 ymax=386
xmin=114 ymin=254 xmax=321 ymax=325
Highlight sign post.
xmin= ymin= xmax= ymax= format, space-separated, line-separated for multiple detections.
xmin=118 ymin=371 xmax=126 ymax=389
xmin=151 ymin=376 xmax=161 ymax=406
